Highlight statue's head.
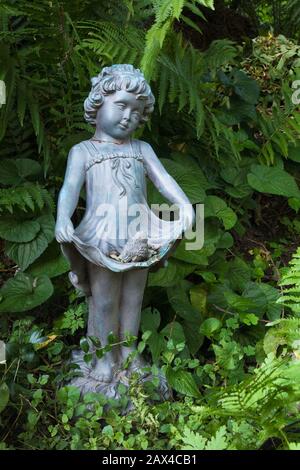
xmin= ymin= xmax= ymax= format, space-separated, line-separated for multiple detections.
xmin=84 ymin=64 xmax=155 ymax=135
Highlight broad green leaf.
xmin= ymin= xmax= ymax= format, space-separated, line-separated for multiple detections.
xmin=208 ymin=280 xmax=233 ymax=310
xmin=165 ymin=367 xmax=201 ymax=398
xmin=216 ymin=232 xmax=234 ymax=249
xmin=0 ymin=273 xmax=53 ymax=313
xmin=239 ymin=313 xmax=259 ymax=326
xmin=190 ymin=285 xmax=207 ymax=314
xmin=225 ymin=183 xmax=253 ymax=199
xmin=80 ymin=338 xmax=89 ymax=353
xmin=5 ymin=231 xmax=49 ymax=271
xmin=215 ymin=256 xmax=252 ymax=291
xmin=167 ymin=284 xmax=201 ymax=322
xmin=196 ymin=271 xmax=216 ymax=283
xmin=173 ymin=239 xmax=209 ymax=265
xmin=182 ymin=320 xmax=205 ymax=355
xmin=200 ymin=317 xmax=222 ymax=337
xmin=204 ymin=196 xmax=237 ymax=230
xmin=161 ymin=321 xmax=186 ymax=345
xmin=15 ymin=159 xmax=41 ymax=179
xmin=167 ymin=155 xmax=212 ymax=191
xmin=0 ymin=159 xmax=41 ymax=185
xmin=161 ymin=159 xmax=206 ymax=203
xmin=0 ymin=217 xmax=40 ymax=242
xmin=0 ymin=160 xmax=22 ymax=185
xmin=27 ymin=241 xmax=70 ymax=278
xmin=219 ymin=99 xmax=257 ymax=125
xmin=288 ymin=198 xmax=300 ymax=212
xmin=140 ymin=310 xmax=165 ymax=362
xmin=5 ymin=214 xmax=55 ymax=270
xmin=247 ymin=164 xmax=300 ymax=199
xmin=141 ymin=307 xmax=161 ymax=332
xmin=148 ymin=159 xmax=207 ymax=205
xmin=232 ymin=70 xmax=260 ymax=104
xmin=148 ymin=259 xmax=196 ymax=287
xmin=167 ymin=282 xmax=204 ymax=353
xmin=57 ymin=386 xmax=80 ymax=405
xmin=242 ymin=282 xmax=281 ymax=320
xmin=288 ymin=143 xmax=300 ymax=163
xmin=36 ymin=214 xmax=55 ymax=243
xmin=173 ymin=222 xmax=222 ymax=265
xmin=225 ymin=291 xmax=257 ymax=312
xmin=147 ymin=331 xmax=165 ymax=363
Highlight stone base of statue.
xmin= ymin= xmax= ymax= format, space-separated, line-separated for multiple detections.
xmin=68 ymin=350 xmax=171 ymax=412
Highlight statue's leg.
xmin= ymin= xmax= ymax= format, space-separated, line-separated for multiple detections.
xmin=87 ymin=263 xmax=123 ymax=382
xmin=118 ymin=268 xmax=148 ymax=366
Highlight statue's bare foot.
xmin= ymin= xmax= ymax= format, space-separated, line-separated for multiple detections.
xmin=121 ymin=352 xmax=150 ymax=377
xmin=113 ymin=353 xmax=148 ymax=384
xmin=89 ymin=357 xmax=115 ymax=383
xmin=129 ymin=355 xmax=149 ymax=373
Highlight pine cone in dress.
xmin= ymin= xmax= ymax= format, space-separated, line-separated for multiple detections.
xmin=118 ymin=232 xmax=158 ymax=263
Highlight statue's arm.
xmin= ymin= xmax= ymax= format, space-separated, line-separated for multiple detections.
xmin=55 ymin=144 xmax=86 ymax=243
xmin=141 ymin=141 xmax=195 ymax=230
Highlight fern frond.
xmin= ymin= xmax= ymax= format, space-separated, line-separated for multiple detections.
xmin=0 ymin=183 xmax=54 ymax=214
xmin=141 ymin=0 xmax=215 ymax=80
xmin=277 ymin=248 xmax=300 ymax=314
xmin=203 ymin=39 xmax=239 ymax=76
xmin=215 ymin=356 xmax=298 ymax=417
xmin=258 ymin=106 xmax=300 ymax=165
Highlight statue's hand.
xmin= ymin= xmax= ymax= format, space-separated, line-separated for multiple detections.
xmin=55 ymin=219 xmax=74 ymax=243
xmin=181 ymin=204 xmax=195 ymax=233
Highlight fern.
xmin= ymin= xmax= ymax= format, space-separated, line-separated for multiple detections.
xmin=181 ymin=426 xmax=228 ymax=450
xmin=257 ymin=105 xmax=300 ymax=166
xmin=203 ymin=39 xmax=240 ymax=77
xmin=277 ymin=248 xmax=300 ymax=314
xmin=263 ymin=318 xmax=300 ymax=356
xmin=156 ymin=34 xmax=206 ymax=136
xmin=140 ymin=0 xmax=215 ymax=79
xmin=0 ymin=183 xmax=54 ymax=214
xmin=217 ymin=355 xmax=300 ymax=418
xmin=210 ymin=355 xmax=300 ymax=447
xmin=287 ymin=0 xmax=300 ymax=38
xmin=0 ymin=0 xmax=94 ymax=175
xmin=180 ymin=354 xmax=300 ymax=450
xmin=77 ymin=20 xmax=144 ymax=69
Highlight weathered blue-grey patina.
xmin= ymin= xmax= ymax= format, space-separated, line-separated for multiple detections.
xmin=55 ymin=64 xmax=194 ymax=403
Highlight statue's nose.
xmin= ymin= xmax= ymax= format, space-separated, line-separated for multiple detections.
xmin=122 ymin=109 xmax=131 ymax=121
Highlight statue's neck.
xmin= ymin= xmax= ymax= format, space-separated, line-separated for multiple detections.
xmin=93 ymin=130 xmax=129 ymax=145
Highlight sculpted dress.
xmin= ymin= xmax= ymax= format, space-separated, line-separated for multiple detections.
xmin=60 ymin=139 xmax=184 ymax=291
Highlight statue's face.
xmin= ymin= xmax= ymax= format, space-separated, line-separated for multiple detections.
xmin=96 ymin=89 xmax=146 ymax=140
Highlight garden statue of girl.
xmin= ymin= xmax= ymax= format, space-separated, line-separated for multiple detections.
xmin=55 ymin=64 xmax=194 ymax=400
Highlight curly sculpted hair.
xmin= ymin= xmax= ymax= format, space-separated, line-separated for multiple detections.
xmin=84 ymin=64 xmax=155 ymax=126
